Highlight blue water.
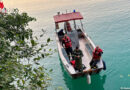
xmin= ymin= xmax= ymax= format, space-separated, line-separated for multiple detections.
xmin=5 ymin=0 xmax=130 ymax=90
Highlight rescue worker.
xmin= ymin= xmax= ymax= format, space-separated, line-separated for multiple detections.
xmin=62 ymin=34 xmax=73 ymax=60
xmin=64 ymin=21 xmax=72 ymax=32
xmin=73 ymin=46 xmax=83 ymax=72
xmin=90 ymin=46 xmax=103 ymax=68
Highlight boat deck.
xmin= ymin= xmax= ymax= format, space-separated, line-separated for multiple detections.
xmin=79 ymin=38 xmax=91 ymax=71
xmin=57 ymin=31 xmax=104 ymax=76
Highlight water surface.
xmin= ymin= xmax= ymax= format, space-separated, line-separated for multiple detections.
xmin=4 ymin=0 xmax=130 ymax=90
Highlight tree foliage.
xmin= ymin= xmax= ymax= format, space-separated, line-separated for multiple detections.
xmin=0 ymin=9 xmax=51 ymax=89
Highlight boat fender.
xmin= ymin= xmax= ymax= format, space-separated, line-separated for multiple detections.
xmin=103 ymin=60 xmax=106 ymax=70
xmin=86 ymin=74 xmax=91 ymax=84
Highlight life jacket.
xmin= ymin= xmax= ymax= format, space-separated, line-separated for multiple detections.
xmin=62 ymin=36 xmax=72 ymax=48
xmin=66 ymin=22 xmax=72 ymax=31
xmin=70 ymin=60 xmax=75 ymax=68
xmin=93 ymin=48 xmax=103 ymax=60
xmin=64 ymin=22 xmax=72 ymax=32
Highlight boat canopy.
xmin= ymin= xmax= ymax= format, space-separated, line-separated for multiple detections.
xmin=53 ymin=12 xmax=83 ymax=23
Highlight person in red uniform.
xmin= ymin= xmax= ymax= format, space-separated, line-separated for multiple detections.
xmin=64 ymin=21 xmax=72 ymax=32
xmin=90 ymin=46 xmax=103 ymax=68
xmin=62 ymin=34 xmax=73 ymax=60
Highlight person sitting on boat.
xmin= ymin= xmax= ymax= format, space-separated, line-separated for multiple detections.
xmin=62 ymin=34 xmax=73 ymax=59
xmin=73 ymin=46 xmax=83 ymax=72
xmin=90 ymin=46 xmax=103 ymax=68
xmin=58 ymin=29 xmax=64 ymax=36
xmin=64 ymin=21 xmax=72 ymax=32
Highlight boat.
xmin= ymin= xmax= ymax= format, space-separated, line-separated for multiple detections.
xmin=53 ymin=11 xmax=106 ymax=84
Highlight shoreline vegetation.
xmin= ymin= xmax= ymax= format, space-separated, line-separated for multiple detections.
xmin=0 ymin=9 xmax=52 ymax=89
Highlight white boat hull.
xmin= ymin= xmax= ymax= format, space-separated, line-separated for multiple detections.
xmin=55 ymin=30 xmax=104 ymax=78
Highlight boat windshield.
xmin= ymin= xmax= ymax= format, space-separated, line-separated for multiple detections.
xmin=56 ymin=20 xmax=83 ymax=32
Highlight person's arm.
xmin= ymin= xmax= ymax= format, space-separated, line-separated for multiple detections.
xmin=99 ymin=49 xmax=103 ymax=56
xmin=80 ymin=50 xmax=83 ymax=57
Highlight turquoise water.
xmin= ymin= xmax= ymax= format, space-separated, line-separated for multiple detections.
xmin=5 ymin=0 xmax=130 ymax=90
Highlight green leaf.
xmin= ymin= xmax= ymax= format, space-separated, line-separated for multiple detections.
xmin=40 ymin=34 xmax=43 ymax=37
xmin=34 ymin=56 xmax=41 ymax=61
xmin=17 ymin=80 xmax=20 ymax=84
xmin=41 ymin=54 xmax=44 ymax=58
xmin=37 ymin=81 xmax=42 ymax=87
xmin=35 ymin=36 xmax=38 ymax=40
xmin=47 ymin=38 xmax=50 ymax=43
xmin=35 ymin=62 xmax=40 ymax=65
xmin=31 ymin=39 xmax=37 ymax=46
xmin=22 ymin=79 xmax=25 ymax=85
xmin=49 ymin=49 xmax=52 ymax=51
xmin=49 ymin=69 xmax=53 ymax=72
xmin=41 ymin=44 xmax=44 ymax=47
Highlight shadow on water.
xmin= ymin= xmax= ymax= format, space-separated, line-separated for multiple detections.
xmin=59 ymin=57 xmax=107 ymax=90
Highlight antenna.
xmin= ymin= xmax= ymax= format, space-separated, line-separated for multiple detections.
xmin=66 ymin=10 xmax=67 ymax=13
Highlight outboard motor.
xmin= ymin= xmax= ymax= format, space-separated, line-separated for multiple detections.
xmin=86 ymin=74 xmax=91 ymax=84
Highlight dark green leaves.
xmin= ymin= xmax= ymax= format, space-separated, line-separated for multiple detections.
xmin=47 ymin=38 xmax=51 ymax=43
xmin=31 ymin=39 xmax=37 ymax=46
xmin=34 ymin=56 xmax=41 ymax=61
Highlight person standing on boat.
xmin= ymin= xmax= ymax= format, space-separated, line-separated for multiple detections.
xmin=62 ymin=34 xmax=73 ymax=59
xmin=64 ymin=21 xmax=72 ymax=32
xmin=90 ymin=46 xmax=103 ymax=68
xmin=73 ymin=46 xmax=83 ymax=72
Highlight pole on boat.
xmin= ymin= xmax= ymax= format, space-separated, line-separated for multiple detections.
xmin=66 ymin=9 xmax=68 ymax=14
xmin=80 ymin=20 xmax=84 ymax=32
xmin=73 ymin=20 xmax=77 ymax=30
xmin=80 ymin=20 xmax=87 ymax=36
xmin=86 ymin=74 xmax=91 ymax=84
